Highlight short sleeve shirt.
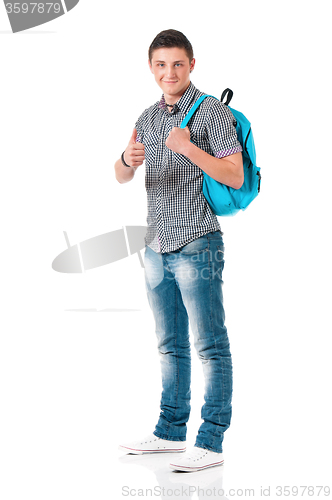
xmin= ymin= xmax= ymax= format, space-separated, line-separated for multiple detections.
xmin=135 ymin=82 xmax=242 ymax=253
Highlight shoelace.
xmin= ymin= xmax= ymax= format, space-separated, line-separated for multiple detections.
xmin=140 ymin=435 xmax=159 ymax=444
xmin=188 ymin=448 xmax=209 ymax=462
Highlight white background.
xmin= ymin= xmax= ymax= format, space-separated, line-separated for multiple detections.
xmin=1 ymin=0 xmax=331 ymax=498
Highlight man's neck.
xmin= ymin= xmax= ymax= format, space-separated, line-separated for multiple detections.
xmin=163 ymin=81 xmax=191 ymax=106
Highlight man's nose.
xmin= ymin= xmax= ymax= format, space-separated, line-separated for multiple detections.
xmin=165 ymin=65 xmax=176 ymax=77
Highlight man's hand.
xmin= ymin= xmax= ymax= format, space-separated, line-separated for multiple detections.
xmin=165 ymin=126 xmax=244 ymax=189
xmin=165 ymin=126 xmax=191 ymax=155
xmin=124 ymin=129 xmax=145 ymax=167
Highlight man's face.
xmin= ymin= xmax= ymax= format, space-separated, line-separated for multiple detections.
xmin=148 ymin=47 xmax=195 ymax=102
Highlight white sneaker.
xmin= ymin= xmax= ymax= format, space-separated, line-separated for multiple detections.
xmin=169 ymin=446 xmax=224 ymax=472
xmin=118 ymin=433 xmax=186 ymax=455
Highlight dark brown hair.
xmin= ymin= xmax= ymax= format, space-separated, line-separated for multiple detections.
xmin=148 ymin=29 xmax=194 ymax=62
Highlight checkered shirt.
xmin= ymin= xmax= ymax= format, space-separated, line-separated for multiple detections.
xmin=135 ymin=81 xmax=242 ymax=253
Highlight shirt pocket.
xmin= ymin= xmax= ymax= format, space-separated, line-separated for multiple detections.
xmin=144 ymin=130 xmax=160 ymax=148
xmin=144 ymin=130 xmax=160 ymax=168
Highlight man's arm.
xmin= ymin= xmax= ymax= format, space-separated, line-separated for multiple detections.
xmin=114 ymin=129 xmax=145 ymax=184
xmin=166 ymin=126 xmax=244 ymax=190
xmin=114 ymin=158 xmax=137 ymax=184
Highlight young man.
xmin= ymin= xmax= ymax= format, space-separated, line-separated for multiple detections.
xmin=115 ymin=29 xmax=243 ymax=472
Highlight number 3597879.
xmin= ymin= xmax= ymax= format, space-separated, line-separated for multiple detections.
xmin=5 ymin=3 xmax=61 ymax=14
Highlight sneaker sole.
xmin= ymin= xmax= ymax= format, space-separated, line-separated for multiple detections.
xmin=169 ymin=459 xmax=224 ymax=472
xmin=119 ymin=445 xmax=186 ymax=455
xmin=118 ymin=445 xmax=186 ymax=455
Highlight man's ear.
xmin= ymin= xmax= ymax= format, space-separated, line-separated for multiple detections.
xmin=148 ymin=59 xmax=154 ymax=74
xmin=190 ymin=58 xmax=196 ymax=73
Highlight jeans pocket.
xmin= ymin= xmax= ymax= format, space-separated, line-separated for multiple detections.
xmin=180 ymin=235 xmax=209 ymax=255
xmin=214 ymin=245 xmax=225 ymax=281
xmin=216 ymin=244 xmax=225 ymax=258
xmin=144 ymin=245 xmax=164 ymax=290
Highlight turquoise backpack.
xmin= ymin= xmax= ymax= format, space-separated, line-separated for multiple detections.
xmin=180 ymin=88 xmax=261 ymax=216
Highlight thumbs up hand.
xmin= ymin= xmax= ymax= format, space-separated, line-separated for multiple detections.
xmin=123 ymin=129 xmax=145 ymax=168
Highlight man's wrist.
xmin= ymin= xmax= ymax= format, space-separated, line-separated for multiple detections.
xmin=121 ymin=151 xmax=132 ymax=168
xmin=182 ymin=141 xmax=197 ymax=159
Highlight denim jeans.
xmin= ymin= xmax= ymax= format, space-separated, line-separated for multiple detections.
xmin=144 ymin=230 xmax=232 ymax=453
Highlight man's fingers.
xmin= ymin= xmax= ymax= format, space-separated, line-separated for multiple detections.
xmin=126 ymin=147 xmax=145 ymax=158
xmin=129 ymin=158 xmax=144 ymax=167
xmin=128 ymin=154 xmax=145 ymax=161
xmin=124 ymin=148 xmax=145 ymax=167
xmin=132 ymin=143 xmax=145 ymax=151
xmin=128 ymin=156 xmax=145 ymax=165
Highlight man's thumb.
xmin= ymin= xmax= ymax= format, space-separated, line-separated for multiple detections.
xmin=131 ymin=128 xmax=138 ymax=143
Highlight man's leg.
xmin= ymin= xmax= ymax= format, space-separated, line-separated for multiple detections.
xmin=166 ymin=231 xmax=232 ymax=454
xmin=144 ymin=245 xmax=191 ymax=442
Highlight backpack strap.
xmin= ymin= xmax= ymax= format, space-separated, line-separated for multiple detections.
xmin=220 ymin=88 xmax=233 ymax=105
xmin=180 ymin=94 xmax=214 ymax=129
xmin=180 ymin=89 xmax=234 ymax=129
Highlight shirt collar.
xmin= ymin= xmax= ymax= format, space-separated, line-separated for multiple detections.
xmin=158 ymin=81 xmax=198 ymax=115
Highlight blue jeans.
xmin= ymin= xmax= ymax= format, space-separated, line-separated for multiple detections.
xmin=144 ymin=231 xmax=232 ymax=453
